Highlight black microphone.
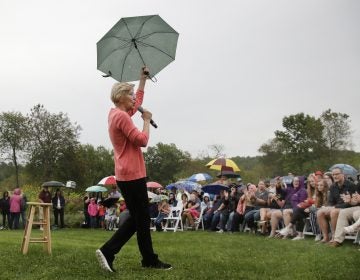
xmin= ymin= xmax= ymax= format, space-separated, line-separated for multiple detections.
xmin=137 ymin=106 xmax=158 ymax=128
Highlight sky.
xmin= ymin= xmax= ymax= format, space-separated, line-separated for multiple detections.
xmin=1 ymin=0 xmax=359 ymax=158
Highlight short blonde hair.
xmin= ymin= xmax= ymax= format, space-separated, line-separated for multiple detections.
xmin=110 ymin=82 xmax=135 ymax=104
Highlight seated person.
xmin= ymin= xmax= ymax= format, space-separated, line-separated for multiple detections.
xmin=181 ymin=193 xmax=201 ymax=229
xmin=203 ymin=193 xmax=223 ymax=230
xmin=154 ymin=199 xmax=171 ymax=231
xmin=317 ymin=167 xmax=357 ymax=243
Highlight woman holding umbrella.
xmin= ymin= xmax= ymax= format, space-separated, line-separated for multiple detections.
xmin=96 ymin=67 xmax=171 ymax=272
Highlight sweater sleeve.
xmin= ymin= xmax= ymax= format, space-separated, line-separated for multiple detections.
xmin=127 ymin=89 xmax=144 ymax=117
xmin=116 ymin=111 xmax=149 ymax=147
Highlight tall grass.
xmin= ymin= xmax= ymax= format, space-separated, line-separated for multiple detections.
xmin=0 ymin=229 xmax=358 ymax=280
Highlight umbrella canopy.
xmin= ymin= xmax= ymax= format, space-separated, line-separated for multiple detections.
xmin=41 ymin=181 xmax=65 ymax=188
xmin=146 ymin=181 xmax=163 ymax=189
xmin=85 ymin=185 xmax=108 ymax=193
xmin=216 ymin=166 xmax=240 ymax=178
xmin=206 ymin=158 xmax=240 ymax=172
xmin=97 ymin=14 xmax=179 ymax=82
xmin=166 ymin=180 xmax=202 ymax=193
xmin=150 ymin=194 xmax=168 ymax=203
xmin=187 ymin=173 xmax=212 ymax=182
xmin=98 ymin=175 xmax=116 ymax=186
xmin=202 ymin=183 xmax=229 ymax=195
xmin=329 ymin=164 xmax=358 ymax=178
xmin=101 ymin=197 xmax=119 ymax=208
xmin=147 ymin=191 xmax=157 ymax=199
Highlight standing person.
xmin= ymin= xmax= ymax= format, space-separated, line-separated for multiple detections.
xmin=96 ymin=67 xmax=171 ymax=272
xmin=52 ymin=188 xmax=65 ymax=228
xmin=0 ymin=191 xmax=11 ymax=229
xmin=88 ymin=198 xmax=98 ymax=229
xmin=20 ymin=193 xmax=28 ymax=229
xmin=38 ymin=185 xmax=52 ymax=230
xmin=83 ymin=195 xmax=91 ymax=227
xmin=9 ymin=188 xmax=22 ymax=229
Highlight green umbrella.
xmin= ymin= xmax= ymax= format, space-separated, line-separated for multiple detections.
xmin=97 ymin=14 xmax=179 ymax=82
xmin=85 ymin=185 xmax=108 ymax=193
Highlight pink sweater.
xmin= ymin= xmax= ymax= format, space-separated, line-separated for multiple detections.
xmin=88 ymin=202 xmax=98 ymax=217
xmin=108 ymin=90 xmax=149 ymax=181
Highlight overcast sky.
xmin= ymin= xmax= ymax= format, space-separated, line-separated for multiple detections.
xmin=1 ymin=0 xmax=359 ymax=158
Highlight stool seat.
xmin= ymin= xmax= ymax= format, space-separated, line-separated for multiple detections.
xmin=21 ymin=202 xmax=52 ymax=254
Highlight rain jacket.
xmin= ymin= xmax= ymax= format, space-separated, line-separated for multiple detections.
xmin=10 ymin=188 xmax=22 ymax=213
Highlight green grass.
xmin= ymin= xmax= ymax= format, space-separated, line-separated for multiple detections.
xmin=0 ymin=229 xmax=358 ymax=280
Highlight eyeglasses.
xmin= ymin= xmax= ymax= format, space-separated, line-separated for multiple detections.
xmin=332 ymin=173 xmax=341 ymax=176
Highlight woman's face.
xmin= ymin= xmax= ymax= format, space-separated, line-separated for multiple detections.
xmin=308 ymin=177 xmax=316 ymax=188
xmin=293 ymin=177 xmax=300 ymax=188
xmin=317 ymin=180 xmax=325 ymax=192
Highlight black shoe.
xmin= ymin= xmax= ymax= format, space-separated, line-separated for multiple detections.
xmin=142 ymin=260 xmax=172 ymax=270
xmin=96 ymin=249 xmax=116 ymax=272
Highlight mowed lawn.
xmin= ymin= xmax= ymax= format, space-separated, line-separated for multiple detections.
xmin=0 ymin=229 xmax=358 ymax=280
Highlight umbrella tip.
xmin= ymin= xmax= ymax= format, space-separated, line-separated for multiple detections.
xmin=102 ymin=71 xmax=112 ymax=78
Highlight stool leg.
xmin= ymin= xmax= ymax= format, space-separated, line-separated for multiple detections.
xmin=43 ymin=206 xmax=52 ymax=254
xmin=21 ymin=206 xmax=35 ymax=254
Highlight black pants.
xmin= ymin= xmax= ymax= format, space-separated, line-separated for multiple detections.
xmin=2 ymin=212 xmax=10 ymax=228
xmin=101 ymin=178 xmax=158 ymax=265
xmin=291 ymin=207 xmax=308 ymax=231
xmin=54 ymin=208 xmax=64 ymax=227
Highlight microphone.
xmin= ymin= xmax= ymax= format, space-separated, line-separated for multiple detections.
xmin=137 ymin=106 xmax=158 ymax=128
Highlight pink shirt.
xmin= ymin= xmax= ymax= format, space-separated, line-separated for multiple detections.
xmin=108 ymin=90 xmax=149 ymax=181
xmin=88 ymin=202 xmax=98 ymax=217
xmin=10 ymin=194 xmax=21 ymax=213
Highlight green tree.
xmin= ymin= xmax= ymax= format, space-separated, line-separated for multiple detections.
xmin=26 ymin=104 xmax=81 ymax=181
xmin=144 ymin=143 xmax=191 ymax=185
xmin=273 ymin=113 xmax=326 ymax=174
xmin=72 ymin=144 xmax=114 ymax=191
xmin=0 ymin=111 xmax=28 ymax=187
xmin=320 ymin=109 xmax=352 ymax=161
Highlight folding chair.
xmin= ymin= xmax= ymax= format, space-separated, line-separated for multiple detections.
xmin=194 ymin=206 xmax=206 ymax=230
xmin=303 ymin=217 xmax=315 ymax=236
xmin=163 ymin=206 xmax=183 ymax=232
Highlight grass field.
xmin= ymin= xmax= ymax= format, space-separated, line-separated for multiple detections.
xmin=0 ymin=229 xmax=358 ymax=280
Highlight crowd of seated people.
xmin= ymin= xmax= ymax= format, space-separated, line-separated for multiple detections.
xmin=76 ymin=166 xmax=359 ymax=252
xmin=146 ymin=167 xmax=359 ymax=251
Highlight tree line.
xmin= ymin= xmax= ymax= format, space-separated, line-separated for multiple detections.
xmin=0 ymin=105 xmax=359 ymax=192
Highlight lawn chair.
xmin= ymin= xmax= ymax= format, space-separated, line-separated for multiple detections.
xmin=303 ymin=217 xmax=315 ymax=236
xmin=163 ymin=206 xmax=183 ymax=232
xmin=194 ymin=206 xmax=206 ymax=230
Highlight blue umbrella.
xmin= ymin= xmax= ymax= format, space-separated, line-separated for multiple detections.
xmin=187 ymin=173 xmax=212 ymax=182
xmin=166 ymin=180 xmax=202 ymax=193
xmin=329 ymin=164 xmax=358 ymax=178
xmin=202 ymin=183 xmax=229 ymax=195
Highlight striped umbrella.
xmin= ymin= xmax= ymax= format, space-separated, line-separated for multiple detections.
xmin=146 ymin=181 xmax=163 ymax=189
xmin=98 ymin=175 xmax=116 ymax=186
xmin=206 ymin=158 xmax=240 ymax=172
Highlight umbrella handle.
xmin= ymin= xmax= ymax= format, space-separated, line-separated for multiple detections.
xmin=102 ymin=71 xmax=112 ymax=78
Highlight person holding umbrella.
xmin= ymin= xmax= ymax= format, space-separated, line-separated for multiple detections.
xmin=52 ymin=188 xmax=65 ymax=228
xmin=96 ymin=67 xmax=172 ymax=272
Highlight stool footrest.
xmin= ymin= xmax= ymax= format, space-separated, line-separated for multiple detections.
xmin=29 ymin=240 xmax=48 ymax=243
xmin=31 ymin=222 xmax=47 ymax=225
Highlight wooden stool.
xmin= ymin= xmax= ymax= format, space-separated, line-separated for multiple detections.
xmin=21 ymin=202 xmax=52 ymax=254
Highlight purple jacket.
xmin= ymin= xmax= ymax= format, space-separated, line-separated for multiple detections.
xmin=284 ymin=176 xmax=307 ymax=209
